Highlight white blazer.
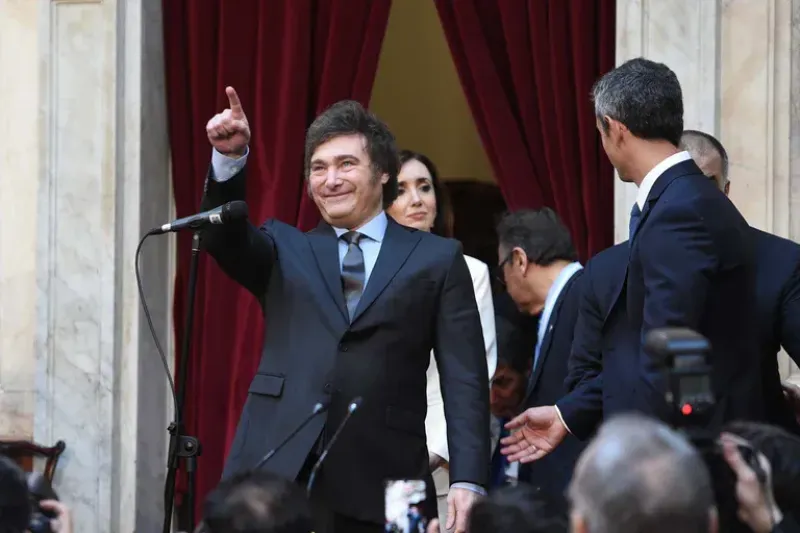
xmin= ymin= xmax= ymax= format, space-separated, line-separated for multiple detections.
xmin=425 ymin=254 xmax=497 ymax=463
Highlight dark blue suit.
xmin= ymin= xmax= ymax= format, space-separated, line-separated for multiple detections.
xmin=623 ymin=159 xmax=763 ymax=424
xmin=752 ymin=228 xmax=800 ymax=433
xmin=518 ymin=270 xmax=586 ymax=505
xmin=557 ymin=244 xmax=630 ymax=439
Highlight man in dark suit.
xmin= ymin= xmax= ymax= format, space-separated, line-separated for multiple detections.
xmin=680 ymin=129 xmax=800 ymax=434
xmin=502 ymin=58 xmax=764 ymax=464
xmin=201 ymin=88 xmax=489 ymax=533
xmin=492 ymin=209 xmax=586 ymax=507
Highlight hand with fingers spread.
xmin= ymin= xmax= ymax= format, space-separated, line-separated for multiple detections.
xmin=500 ymin=406 xmax=567 ymax=463
xmin=206 ymin=86 xmax=250 ymax=157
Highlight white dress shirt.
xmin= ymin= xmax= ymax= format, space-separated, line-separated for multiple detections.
xmin=635 ymin=151 xmax=692 ymax=210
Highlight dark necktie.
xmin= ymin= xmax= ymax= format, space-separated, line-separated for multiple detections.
xmin=629 ymin=203 xmax=642 ymax=240
xmin=341 ymin=231 xmax=365 ymax=321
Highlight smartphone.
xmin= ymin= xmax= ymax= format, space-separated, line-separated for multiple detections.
xmin=384 ymin=479 xmax=429 ymax=533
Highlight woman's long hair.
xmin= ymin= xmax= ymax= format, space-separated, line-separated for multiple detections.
xmin=397 ymin=150 xmax=454 ymax=238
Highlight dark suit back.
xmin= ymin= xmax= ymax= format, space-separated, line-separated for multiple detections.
xmin=558 ymin=244 xmax=633 ymax=439
xmin=201 ymin=170 xmax=490 ymax=524
xmin=622 ymin=159 xmax=763 ymax=424
xmin=752 ymin=228 xmax=800 ymax=433
xmin=519 ymin=270 xmax=586 ymax=504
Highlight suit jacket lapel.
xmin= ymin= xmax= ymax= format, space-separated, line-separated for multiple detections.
xmin=351 ymin=218 xmax=421 ymax=323
xmin=307 ymin=221 xmax=349 ymax=325
xmin=525 ymin=273 xmax=579 ymax=399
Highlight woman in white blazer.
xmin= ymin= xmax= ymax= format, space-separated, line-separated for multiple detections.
xmin=387 ymin=150 xmax=497 ymax=528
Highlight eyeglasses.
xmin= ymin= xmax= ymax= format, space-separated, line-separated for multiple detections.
xmin=494 ymin=253 xmax=513 ymax=286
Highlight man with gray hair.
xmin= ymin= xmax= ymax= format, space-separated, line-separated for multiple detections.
xmin=680 ymin=129 xmax=800 ymax=436
xmin=567 ymin=414 xmax=718 ymax=533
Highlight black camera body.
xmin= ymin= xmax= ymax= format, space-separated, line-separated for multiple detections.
xmin=644 ymin=327 xmax=716 ymax=444
xmin=27 ymin=472 xmax=59 ymax=533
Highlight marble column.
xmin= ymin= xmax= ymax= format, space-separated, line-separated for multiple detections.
xmin=0 ymin=0 xmax=173 ymax=531
xmin=615 ymin=0 xmax=800 ymax=385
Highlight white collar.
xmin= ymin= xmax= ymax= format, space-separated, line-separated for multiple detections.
xmin=332 ymin=210 xmax=388 ymax=243
xmin=635 ymin=151 xmax=692 ymax=210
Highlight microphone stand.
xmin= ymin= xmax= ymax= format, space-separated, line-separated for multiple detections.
xmin=163 ymin=232 xmax=203 ymax=533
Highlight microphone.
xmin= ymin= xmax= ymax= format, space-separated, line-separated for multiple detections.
xmin=151 ymin=201 xmax=248 ymax=234
xmin=253 ymin=401 xmax=329 ymax=470
xmin=306 ymin=397 xmax=362 ymax=496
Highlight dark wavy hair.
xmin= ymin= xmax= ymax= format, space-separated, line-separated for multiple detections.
xmin=397 ymin=150 xmax=454 ymax=238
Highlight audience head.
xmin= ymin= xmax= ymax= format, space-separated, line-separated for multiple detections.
xmin=592 ymin=58 xmax=684 ymax=183
xmin=199 ymin=470 xmax=312 ymax=533
xmin=386 ymin=150 xmax=454 ymax=237
xmin=305 ymin=100 xmax=399 ymax=229
xmin=722 ymin=421 xmax=800 ymax=513
xmin=568 ymin=414 xmax=717 ymax=533
xmin=495 ymin=208 xmax=577 ymax=315
xmin=490 ymin=316 xmax=530 ymax=418
xmin=679 ymin=130 xmax=730 ymax=195
xmin=0 ymin=455 xmax=31 ymax=533
xmin=468 ymin=485 xmax=567 ymax=533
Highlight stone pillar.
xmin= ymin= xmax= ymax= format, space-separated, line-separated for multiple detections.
xmin=0 ymin=0 xmax=173 ymax=531
xmin=614 ymin=0 xmax=800 ymax=385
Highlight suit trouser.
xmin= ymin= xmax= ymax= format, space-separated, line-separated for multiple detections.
xmin=297 ymin=451 xmax=383 ymax=533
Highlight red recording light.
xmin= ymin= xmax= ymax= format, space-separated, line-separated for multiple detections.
xmin=681 ymin=403 xmax=693 ymax=416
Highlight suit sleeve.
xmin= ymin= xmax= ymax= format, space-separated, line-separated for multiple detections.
xmin=434 ymin=245 xmax=491 ymax=488
xmin=200 ymin=162 xmax=276 ymax=299
xmin=780 ymin=260 xmax=800 ymax=367
xmin=556 ymin=261 xmax=604 ymax=440
xmin=638 ymin=202 xmax=717 ymax=418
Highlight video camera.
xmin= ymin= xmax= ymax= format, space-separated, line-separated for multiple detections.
xmin=644 ymin=327 xmax=716 ymax=445
xmin=26 ymin=472 xmax=59 ymax=533
xmin=645 ymin=327 xmax=765 ymax=533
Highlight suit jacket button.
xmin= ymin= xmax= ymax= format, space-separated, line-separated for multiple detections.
xmin=339 ymin=343 xmax=348 ymax=352
xmin=324 ymin=383 xmax=333 ymax=393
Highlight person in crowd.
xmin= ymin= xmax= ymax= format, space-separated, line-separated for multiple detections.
xmin=503 ymin=58 xmax=764 ymax=465
xmin=680 ymin=129 xmax=800 ymax=435
xmin=0 ymin=455 xmax=72 ymax=533
xmin=489 ymin=315 xmax=534 ymax=488
xmin=467 ymin=485 xmax=567 ymax=533
xmin=201 ymin=90 xmax=489 ymax=533
xmin=721 ymin=421 xmax=800 ymax=532
xmin=198 ymin=470 xmax=313 ymax=533
xmin=385 ymin=149 xmax=497 ymax=531
xmin=568 ymin=414 xmax=718 ymax=533
xmin=493 ymin=209 xmax=586 ymax=509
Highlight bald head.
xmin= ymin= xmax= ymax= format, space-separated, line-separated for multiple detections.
xmin=679 ymin=130 xmax=729 ymax=194
xmin=568 ymin=414 xmax=716 ymax=533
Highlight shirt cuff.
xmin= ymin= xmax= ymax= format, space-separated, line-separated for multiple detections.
xmin=553 ymin=404 xmax=573 ymax=436
xmin=450 ymin=482 xmax=486 ymax=496
xmin=210 ymin=146 xmax=249 ymax=182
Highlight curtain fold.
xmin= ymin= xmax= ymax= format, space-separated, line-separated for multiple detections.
xmin=162 ymin=0 xmax=391 ymax=521
xmin=434 ymin=0 xmax=616 ymax=259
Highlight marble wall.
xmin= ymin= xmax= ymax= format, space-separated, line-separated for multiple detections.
xmin=614 ymin=0 xmax=800 ymax=385
xmin=0 ymin=0 xmax=173 ymax=531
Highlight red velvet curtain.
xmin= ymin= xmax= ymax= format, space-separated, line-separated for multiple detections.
xmin=434 ymin=0 xmax=616 ymax=259
xmin=162 ymin=0 xmax=392 ymax=520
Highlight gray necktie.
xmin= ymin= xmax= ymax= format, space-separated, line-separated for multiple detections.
xmin=629 ymin=203 xmax=642 ymax=241
xmin=341 ymin=231 xmax=365 ymax=320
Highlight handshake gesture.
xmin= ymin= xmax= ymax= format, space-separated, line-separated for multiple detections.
xmin=206 ymin=86 xmax=250 ymax=157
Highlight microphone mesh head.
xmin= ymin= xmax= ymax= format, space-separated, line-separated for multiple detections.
xmin=223 ymin=201 xmax=249 ymax=223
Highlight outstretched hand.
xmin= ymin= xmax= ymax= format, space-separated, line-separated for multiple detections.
xmin=206 ymin=86 xmax=250 ymax=157
xmin=500 ymin=405 xmax=568 ymax=463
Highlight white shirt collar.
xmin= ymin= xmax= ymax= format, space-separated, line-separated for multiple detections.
xmin=635 ymin=151 xmax=693 ymax=210
xmin=537 ymin=261 xmax=583 ymax=346
xmin=333 ymin=210 xmax=388 ymax=243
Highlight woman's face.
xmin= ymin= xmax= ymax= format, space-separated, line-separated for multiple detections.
xmin=387 ymin=159 xmax=437 ymax=232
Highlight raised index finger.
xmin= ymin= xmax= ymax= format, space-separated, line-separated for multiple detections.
xmin=226 ymin=86 xmax=244 ymax=115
